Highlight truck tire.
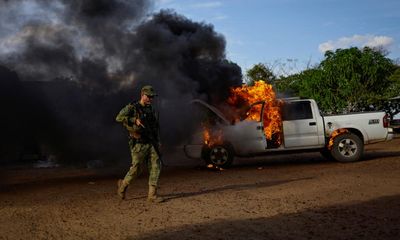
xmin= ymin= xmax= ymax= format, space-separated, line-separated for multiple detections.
xmin=203 ymin=143 xmax=234 ymax=168
xmin=331 ymin=133 xmax=364 ymax=163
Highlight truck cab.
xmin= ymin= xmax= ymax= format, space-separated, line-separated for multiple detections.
xmin=281 ymin=99 xmax=325 ymax=149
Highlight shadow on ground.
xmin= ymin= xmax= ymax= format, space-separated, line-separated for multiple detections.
xmin=129 ymin=195 xmax=400 ymax=240
xmin=363 ymin=151 xmax=400 ymax=161
xmin=234 ymin=148 xmax=400 ymax=168
xmin=160 ymin=177 xmax=312 ymax=202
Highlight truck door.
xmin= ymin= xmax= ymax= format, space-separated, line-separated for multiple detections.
xmin=226 ymin=102 xmax=268 ymax=154
xmin=282 ymin=100 xmax=323 ymax=148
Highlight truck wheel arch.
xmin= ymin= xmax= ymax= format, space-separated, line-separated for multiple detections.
xmin=346 ymin=128 xmax=364 ymax=143
xmin=330 ymin=127 xmax=364 ymax=140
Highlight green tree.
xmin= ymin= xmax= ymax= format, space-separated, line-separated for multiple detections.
xmin=277 ymin=47 xmax=397 ymax=113
xmin=387 ymin=66 xmax=400 ymax=97
xmin=245 ymin=63 xmax=276 ymax=85
xmin=321 ymin=47 xmax=395 ymax=112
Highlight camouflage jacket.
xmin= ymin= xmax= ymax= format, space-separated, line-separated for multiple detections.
xmin=116 ymin=101 xmax=159 ymax=143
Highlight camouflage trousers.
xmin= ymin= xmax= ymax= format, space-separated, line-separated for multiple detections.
xmin=122 ymin=141 xmax=161 ymax=187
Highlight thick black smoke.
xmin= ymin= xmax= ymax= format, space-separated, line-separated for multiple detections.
xmin=0 ymin=0 xmax=242 ymax=165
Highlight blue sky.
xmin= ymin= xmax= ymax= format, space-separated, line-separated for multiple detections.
xmin=155 ymin=0 xmax=400 ymax=74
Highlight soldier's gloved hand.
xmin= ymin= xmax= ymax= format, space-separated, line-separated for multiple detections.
xmin=136 ymin=118 xmax=145 ymax=128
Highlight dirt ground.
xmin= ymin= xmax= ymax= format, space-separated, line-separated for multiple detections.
xmin=1 ymin=137 xmax=400 ymax=240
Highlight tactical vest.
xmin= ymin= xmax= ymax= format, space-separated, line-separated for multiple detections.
xmin=132 ymin=102 xmax=159 ymax=143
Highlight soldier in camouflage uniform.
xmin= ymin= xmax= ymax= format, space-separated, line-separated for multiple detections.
xmin=116 ymin=85 xmax=164 ymax=203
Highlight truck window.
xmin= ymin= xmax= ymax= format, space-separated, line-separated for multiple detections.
xmin=242 ymin=102 xmax=263 ymax=122
xmin=192 ymin=105 xmax=225 ymax=126
xmin=282 ymin=101 xmax=313 ymax=120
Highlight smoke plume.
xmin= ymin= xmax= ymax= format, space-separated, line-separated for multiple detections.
xmin=0 ymin=0 xmax=242 ymax=165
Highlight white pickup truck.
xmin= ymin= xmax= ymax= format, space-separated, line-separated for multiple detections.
xmin=184 ymin=98 xmax=394 ymax=168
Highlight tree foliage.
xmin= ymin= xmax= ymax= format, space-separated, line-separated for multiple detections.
xmin=387 ymin=66 xmax=400 ymax=97
xmin=277 ymin=47 xmax=398 ymax=113
xmin=245 ymin=63 xmax=276 ymax=85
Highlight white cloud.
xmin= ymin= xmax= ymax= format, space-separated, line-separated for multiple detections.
xmin=213 ymin=14 xmax=228 ymax=20
xmin=191 ymin=2 xmax=222 ymax=9
xmin=153 ymin=0 xmax=177 ymax=10
xmin=318 ymin=34 xmax=394 ymax=53
xmin=154 ymin=0 xmax=175 ymax=4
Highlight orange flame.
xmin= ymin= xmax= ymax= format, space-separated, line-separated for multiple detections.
xmin=328 ymin=129 xmax=349 ymax=149
xmin=203 ymin=125 xmax=223 ymax=147
xmin=228 ymin=81 xmax=283 ymax=144
xmin=201 ymin=80 xmax=283 ymax=146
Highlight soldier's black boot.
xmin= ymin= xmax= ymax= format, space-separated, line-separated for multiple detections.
xmin=117 ymin=179 xmax=128 ymax=200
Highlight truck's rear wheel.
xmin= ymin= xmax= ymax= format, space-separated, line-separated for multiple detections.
xmin=331 ymin=133 xmax=363 ymax=163
xmin=203 ymin=144 xmax=234 ymax=168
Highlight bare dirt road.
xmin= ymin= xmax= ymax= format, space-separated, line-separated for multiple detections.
xmin=1 ymin=137 xmax=400 ymax=240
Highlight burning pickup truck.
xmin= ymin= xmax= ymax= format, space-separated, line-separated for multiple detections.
xmin=184 ymin=82 xmax=394 ymax=168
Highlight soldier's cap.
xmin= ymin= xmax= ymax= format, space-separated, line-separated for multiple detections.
xmin=141 ymin=85 xmax=157 ymax=97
